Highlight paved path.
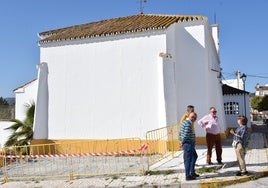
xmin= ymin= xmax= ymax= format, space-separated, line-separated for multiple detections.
xmin=0 ymin=124 xmax=268 ymax=187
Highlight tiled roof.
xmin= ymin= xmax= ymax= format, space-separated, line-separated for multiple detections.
xmin=255 ymin=85 xmax=268 ymax=90
xmin=222 ymin=84 xmax=249 ymax=95
xmin=39 ymin=14 xmax=205 ymax=44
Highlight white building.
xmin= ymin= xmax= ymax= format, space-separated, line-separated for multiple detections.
xmin=31 ymin=14 xmax=226 ymax=146
xmin=221 ymin=70 xmax=245 ymax=90
xmin=0 ymin=79 xmax=37 ymax=147
xmin=222 ymin=84 xmax=250 ymax=127
xmin=255 ymin=83 xmax=268 ymax=96
xmin=13 ymin=79 xmax=37 ymax=121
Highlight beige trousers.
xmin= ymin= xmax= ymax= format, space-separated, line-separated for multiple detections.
xmin=235 ymin=143 xmax=247 ymax=172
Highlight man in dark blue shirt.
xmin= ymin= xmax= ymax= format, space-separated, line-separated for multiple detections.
xmin=179 ymin=112 xmax=199 ymax=180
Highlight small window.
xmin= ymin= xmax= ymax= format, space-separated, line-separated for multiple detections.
xmin=224 ymin=102 xmax=239 ymax=115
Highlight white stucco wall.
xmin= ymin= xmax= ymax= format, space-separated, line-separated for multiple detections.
xmin=0 ymin=121 xmax=13 ymax=147
xmin=39 ymin=32 xmax=167 ymax=139
xmin=33 ymin=63 xmax=48 ymax=139
xmin=165 ymin=20 xmax=226 ymax=137
xmin=223 ymin=94 xmax=251 ymax=127
xmin=36 ymin=18 xmax=225 ymax=140
xmin=14 ymin=80 xmax=37 ymax=121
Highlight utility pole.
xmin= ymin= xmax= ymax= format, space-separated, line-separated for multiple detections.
xmin=236 ymin=70 xmax=241 ymax=89
xmin=240 ymin=73 xmax=247 ymax=116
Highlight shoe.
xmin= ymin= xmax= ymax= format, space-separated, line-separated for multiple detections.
xmin=236 ymin=171 xmax=248 ymax=176
xmin=186 ymin=175 xmax=196 ymax=181
xmin=241 ymin=171 xmax=248 ymax=175
xmin=218 ymin=162 xmax=224 ymax=165
xmin=191 ymin=173 xmax=200 ymax=177
xmin=207 ymin=162 xmax=213 ymax=165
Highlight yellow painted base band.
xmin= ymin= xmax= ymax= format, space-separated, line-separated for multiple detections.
xmin=30 ymin=131 xmax=228 ymax=155
xmin=30 ymin=138 xmax=144 ymax=155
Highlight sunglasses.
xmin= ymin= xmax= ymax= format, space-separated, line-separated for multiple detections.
xmin=211 ymin=111 xmax=217 ymax=113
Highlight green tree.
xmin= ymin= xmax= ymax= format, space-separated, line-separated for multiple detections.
xmin=0 ymin=97 xmax=9 ymax=106
xmin=0 ymin=97 xmax=14 ymax=120
xmin=260 ymin=95 xmax=268 ymax=111
xmin=250 ymin=96 xmax=263 ymax=111
xmin=250 ymin=95 xmax=268 ymax=112
xmin=4 ymin=103 xmax=35 ymax=147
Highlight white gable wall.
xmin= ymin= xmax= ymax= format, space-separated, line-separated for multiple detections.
xmin=166 ymin=20 xmax=226 ymax=137
xmin=36 ymin=19 xmax=226 ymax=140
xmin=14 ymin=80 xmax=37 ymax=121
xmin=39 ymin=33 xmax=167 ymax=139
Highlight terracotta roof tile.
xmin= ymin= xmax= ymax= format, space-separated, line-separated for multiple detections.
xmin=39 ymin=14 xmax=205 ymax=44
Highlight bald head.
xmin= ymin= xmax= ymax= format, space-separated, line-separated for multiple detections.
xmin=189 ymin=112 xmax=197 ymax=122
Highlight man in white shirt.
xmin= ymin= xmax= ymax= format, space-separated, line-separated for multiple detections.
xmin=198 ymin=107 xmax=223 ymax=165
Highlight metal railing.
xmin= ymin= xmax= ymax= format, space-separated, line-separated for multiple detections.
xmin=0 ymin=138 xmax=146 ymax=181
xmin=145 ymin=123 xmax=181 ymax=168
xmin=0 ymin=124 xmax=182 ymax=182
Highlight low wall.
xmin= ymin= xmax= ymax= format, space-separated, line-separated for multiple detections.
xmin=0 ymin=121 xmax=13 ymax=147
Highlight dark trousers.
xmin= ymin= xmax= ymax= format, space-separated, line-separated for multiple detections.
xmin=206 ymin=133 xmax=222 ymax=163
xmin=183 ymin=143 xmax=198 ymax=177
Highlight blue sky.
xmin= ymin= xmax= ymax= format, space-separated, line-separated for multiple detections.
xmin=0 ymin=0 xmax=268 ymax=98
